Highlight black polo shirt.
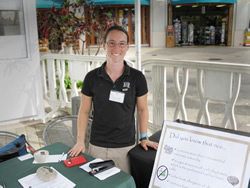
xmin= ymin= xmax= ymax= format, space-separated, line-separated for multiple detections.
xmin=81 ymin=61 xmax=148 ymax=148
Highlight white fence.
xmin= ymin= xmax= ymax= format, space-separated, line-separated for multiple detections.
xmin=41 ymin=54 xmax=105 ymax=122
xmin=40 ymin=54 xmax=250 ymax=133
xmin=40 ymin=53 xmax=134 ymax=122
xmin=142 ymin=59 xmax=250 ymax=134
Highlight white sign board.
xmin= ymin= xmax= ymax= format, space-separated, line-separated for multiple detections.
xmin=149 ymin=121 xmax=250 ymax=188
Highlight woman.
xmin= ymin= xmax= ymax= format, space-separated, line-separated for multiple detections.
xmin=68 ymin=25 xmax=158 ymax=173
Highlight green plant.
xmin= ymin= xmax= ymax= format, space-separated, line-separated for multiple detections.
xmin=64 ymin=74 xmax=83 ymax=90
xmin=37 ymin=0 xmax=111 ymax=55
xmin=76 ymin=80 xmax=83 ymax=89
xmin=64 ymin=74 xmax=72 ymax=89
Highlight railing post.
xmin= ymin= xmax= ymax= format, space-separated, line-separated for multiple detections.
xmin=46 ymin=58 xmax=58 ymax=110
xmin=152 ymin=66 xmax=167 ymax=132
xmin=173 ymin=67 xmax=189 ymax=121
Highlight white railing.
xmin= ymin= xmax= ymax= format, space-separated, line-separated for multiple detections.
xmin=40 ymin=53 xmax=250 ymax=133
xmin=142 ymin=58 xmax=250 ymax=134
xmin=40 ymin=53 xmax=134 ymax=122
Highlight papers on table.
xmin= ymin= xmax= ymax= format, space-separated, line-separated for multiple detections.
xmin=33 ymin=154 xmax=68 ymax=164
xmin=18 ymin=167 xmax=75 ymax=188
xmin=18 ymin=153 xmax=34 ymax=161
xmin=80 ymin=158 xmax=121 ymax=180
xmin=18 ymin=153 xmax=68 ymax=163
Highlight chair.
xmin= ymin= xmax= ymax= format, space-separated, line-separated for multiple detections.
xmin=42 ymin=115 xmax=92 ymax=154
xmin=0 ymin=131 xmax=35 ymax=162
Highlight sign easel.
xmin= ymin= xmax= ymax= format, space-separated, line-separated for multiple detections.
xmin=149 ymin=120 xmax=250 ymax=188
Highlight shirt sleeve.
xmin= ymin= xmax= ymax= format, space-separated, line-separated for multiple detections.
xmin=81 ymin=72 xmax=93 ymax=97
xmin=136 ymin=71 xmax=148 ymax=97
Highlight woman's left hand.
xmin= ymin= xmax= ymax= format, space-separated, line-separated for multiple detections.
xmin=140 ymin=139 xmax=158 ymax=151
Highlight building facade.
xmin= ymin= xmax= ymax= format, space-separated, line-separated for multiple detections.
xmin=86 ymin=0 xmax=150 ymax=46
xmin=151 ymin=0 xmax=250 ymax=47
xmin=36 ymin=0 xmax=250 ymax=48
xmin=86 ymin=0 xmax=250 ymax=47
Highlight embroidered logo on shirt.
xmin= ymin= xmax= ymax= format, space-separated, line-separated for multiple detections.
xmin=123 ymin=82 xmax=130 ymax=88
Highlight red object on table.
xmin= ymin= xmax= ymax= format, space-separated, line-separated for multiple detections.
xmin=64 ymin=155 xmax=87 ymax=167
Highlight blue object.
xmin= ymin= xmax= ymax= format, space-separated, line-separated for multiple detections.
xmin=36 ymin=0 xmax=150 ymax=8
xmin=0 ymin=135 xmax=27 ymax=156
xmin=36 ymin=0 xmax=64 ymax=8
xmin=140 ymin=133 xmax=147 ymax=137
xmin=170 ymin=0 xmax=236 ymax=4
xmin=89 ymin=0 xmax=150 ymax=5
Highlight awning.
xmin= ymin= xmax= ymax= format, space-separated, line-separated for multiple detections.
xmin=36 ymin=0 xmax=64 ymax=8
xmin=170 ymin=0 xmax=236 ymax=4
xmin=89 ymin=0 xmax=150 ymax=5
xmin=36 ymin=0 xmax=150 ymax=8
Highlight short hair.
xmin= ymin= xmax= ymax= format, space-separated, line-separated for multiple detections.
xmin=104 ymin=25 xmax=129 ymax=43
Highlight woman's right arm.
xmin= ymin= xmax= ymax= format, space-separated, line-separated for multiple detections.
xmin=68 ymin=94 xmax=92 ymax=157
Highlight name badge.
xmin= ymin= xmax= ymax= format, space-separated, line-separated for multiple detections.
xmin=109 ymin=90 xmax=125 ymax=103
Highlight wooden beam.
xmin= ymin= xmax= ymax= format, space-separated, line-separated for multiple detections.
xmin=227 ymin=4 xmax=234 ymax=46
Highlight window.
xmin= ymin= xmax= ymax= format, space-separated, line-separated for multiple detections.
xmin=0 ymin=10 xmax=24 ymax=36
xmin=0 ymin=0 xmax=27 ymax=59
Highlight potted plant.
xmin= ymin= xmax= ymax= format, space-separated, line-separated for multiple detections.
xmin=37 ymin=6 xmax=64 ymax=52
xmin=37 ymin=0 xmax=112 ymax=55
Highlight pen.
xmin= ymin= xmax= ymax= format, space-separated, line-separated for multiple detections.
xmin=27 ymin=145 xmax=36 ymax=153
xmin=60 ymin=152 xmax=64 ymax=162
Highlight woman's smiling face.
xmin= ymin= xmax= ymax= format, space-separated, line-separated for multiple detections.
xmin=104 ymin=30 xmax=129 ymax=64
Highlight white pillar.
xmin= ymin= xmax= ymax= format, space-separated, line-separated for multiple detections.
xmin=135 ymin=0 xmax=142 ymax=143
xmin=135 ymin=0 xmax=141 ymax=71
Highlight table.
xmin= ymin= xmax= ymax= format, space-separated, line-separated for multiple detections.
xmin=128 ymin=130 xmax=161 ymax=188
xmin=0 ymin=142 xmax=136 ymax=188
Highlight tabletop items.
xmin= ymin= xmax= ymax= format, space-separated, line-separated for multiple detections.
xmin=18 ymin=167 xmax=75 ymax=188
xmin=88 ymin=160 xmax=115 ymax=176
xmin=64 ymin=156 xmax=86 ymax=167
xmin=33 ymin=150 xmax=49 ymax=163
xmin=36 ymin=166 xmax=57 ymax=181
xmin=80 ymin=158 xmax=120 ymax=181
xmin=30 ymin=150 xmax=70 ymax=164
xmin=0 ymin=143 xmax=136 ymax=188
